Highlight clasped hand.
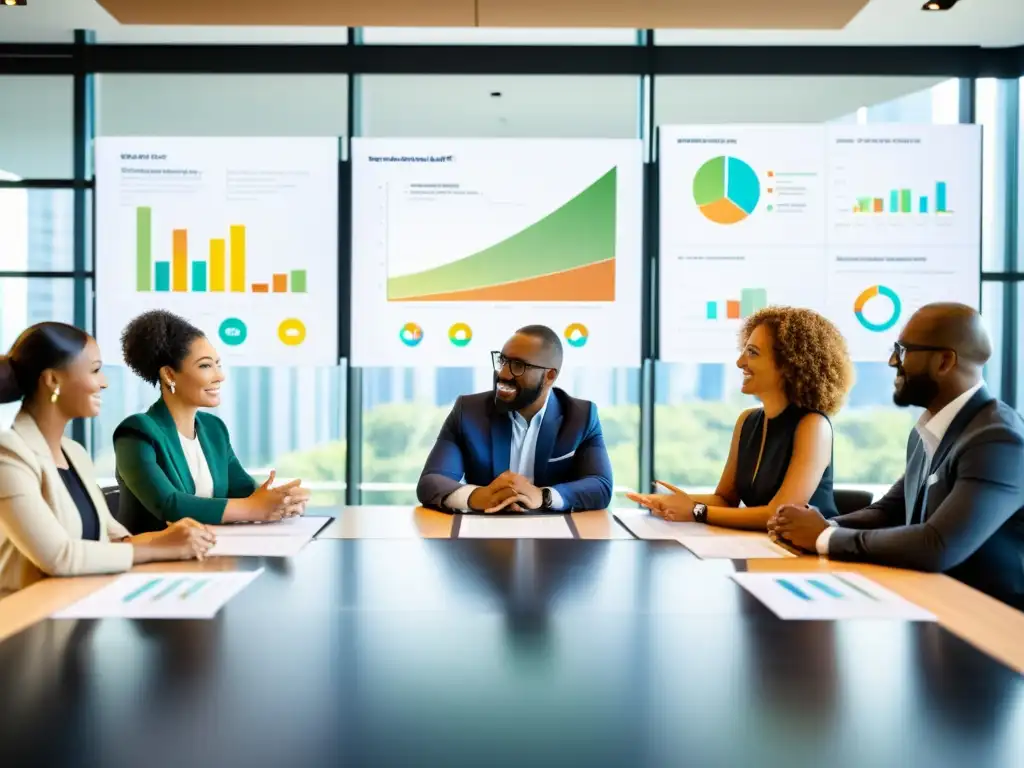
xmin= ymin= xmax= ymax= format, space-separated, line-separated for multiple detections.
xmin=626 ymin=480 xmax=697 ymax=522
xmin=468 ymin=471 xmax=543 ymax=513
xmin=249 ymin=470 xmax=311 ymax=521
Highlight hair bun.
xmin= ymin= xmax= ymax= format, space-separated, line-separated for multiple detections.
xmin=0 ymin=355 xmax=23 ymax=404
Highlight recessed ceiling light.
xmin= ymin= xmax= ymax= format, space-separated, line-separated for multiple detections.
xmin=921 ymin=0 xmax=959 ymax=10
xmin=3 ymin=0 xmax=19 ymax=7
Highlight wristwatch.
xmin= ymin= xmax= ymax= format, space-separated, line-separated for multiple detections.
xmin=541 ymin=488 xmax=553 ymax=510
xmin=692 ymin=503 xmax=708 ymax=523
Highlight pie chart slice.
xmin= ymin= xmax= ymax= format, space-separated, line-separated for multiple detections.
xmin=693 ymin=155 xmax=761 ymax=225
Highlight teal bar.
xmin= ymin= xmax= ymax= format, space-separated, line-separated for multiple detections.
xmin=740 ymin=287 xmax=768 ymax=317
xmin=153 ymin=578 xmax=186 ymax=601
xmin=936 ymin=181 xmax=948 ymax=212
xmin=123 ymin=578 xmax=163 ymax=603
xmin=155 ymin=262 xmax=171 ymax=292
xmin=706 ymin=301 xmax=717 ymax=320
xmin=192 ymin=261 xmax=207 ymax=292
xmin=181 ymin=579 xmax=209 ymax=599
xmin=919 ymin=196 xmax=928 ymax=214
xmin=889 ymin=190 xmax=898 ymax=212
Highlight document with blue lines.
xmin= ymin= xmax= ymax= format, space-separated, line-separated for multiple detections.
xmin=731 ymin=572 xmax=936 ymax=621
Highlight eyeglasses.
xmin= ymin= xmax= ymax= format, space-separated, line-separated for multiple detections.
xmin=892 ymin=341 xmax=955 ymax=364
xmin=491 ymin=352 xmax=548 ymax=377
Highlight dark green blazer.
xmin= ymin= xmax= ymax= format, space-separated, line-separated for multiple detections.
xmin=113 ymin=398 xmax=257 ymax=533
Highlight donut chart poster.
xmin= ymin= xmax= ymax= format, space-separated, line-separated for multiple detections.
xmin=658 ymin=124 xmax=981 ymax=363
xmin=95 ymin=137 xmax=340 ymax=366
xmin=350 ymin=139 xmax=644 ymax=367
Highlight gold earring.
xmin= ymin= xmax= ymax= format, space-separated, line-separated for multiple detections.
xmin=50 ymin=386 xmax=60 ymax=404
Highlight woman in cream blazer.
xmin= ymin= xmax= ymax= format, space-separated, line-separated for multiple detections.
xmin=0 ymin=323 xmax=216 ymax=597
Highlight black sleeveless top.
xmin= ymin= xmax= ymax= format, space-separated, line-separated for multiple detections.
xmin=58 ymin=462 xmax=101 ymax=541
xmin=734 ymin=405 xmax=838 ymax=519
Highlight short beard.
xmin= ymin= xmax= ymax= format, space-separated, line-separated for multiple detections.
xmin=893 ymin=370 xmax=940 ymax=409
xmin=493 ymin=373 xmax=544 ymax=415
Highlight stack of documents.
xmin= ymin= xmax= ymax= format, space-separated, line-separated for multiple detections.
xmin=458 ymin=514 xmax=573 ymax=539
xmin=206 ymin=515 xmax=327 ymax=557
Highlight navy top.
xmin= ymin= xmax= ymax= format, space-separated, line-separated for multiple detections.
xmin=58 ymin=460 xmax=100 ymax=541
xmin=734 ymin=405 xmax=838 ymax=519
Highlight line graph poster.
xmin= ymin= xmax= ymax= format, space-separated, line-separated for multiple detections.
xmin=658 ymin=125 xmax=980 ymax=363
xmin=96 ymin=137 xmax=339 ymax=366
xmin=351 ymin=139 xmax=643 ymax=367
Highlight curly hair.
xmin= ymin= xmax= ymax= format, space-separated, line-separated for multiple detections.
xmin=739 ymin=306 xmax=854 ymax=416
xmin=121 ymin=310 xmax=205 ymax=386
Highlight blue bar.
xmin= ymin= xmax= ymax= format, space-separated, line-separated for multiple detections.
xmin=706 ymin=301 xmax=717 ymax=320
xmin=123 ymin=578 xmax=162 ymax=603
xmin=192 ymin=261 xmax=207 ymax=292
xmin=808 ymin=579 xmax=844 ymax=599
xmin=776 ymin=578 xmax=812 ymax=601
xmin=919 ymin=196 xmax=928 ymax=214
xmin=889 ymin=190 xmax=899 ymax=212
xmin=155 ymin=262 xmax=170 ymax=292
xmin=936 ymin=181 xmax=947 ymax=212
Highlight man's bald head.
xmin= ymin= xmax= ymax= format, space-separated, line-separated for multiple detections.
xmin=904 ymin=303 xmax=991 ymax=368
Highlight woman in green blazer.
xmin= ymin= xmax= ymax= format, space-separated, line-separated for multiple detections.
xmin=114 ymin=311 xmax=308 ymax=534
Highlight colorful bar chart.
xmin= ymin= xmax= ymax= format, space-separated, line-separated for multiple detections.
xmin=706 ymin=288 xmax=768 ymax=321
xmin=134 ymin=207 xmax=307 ymax=295
xmin=852 ymin=181 xmax=951 ymax=215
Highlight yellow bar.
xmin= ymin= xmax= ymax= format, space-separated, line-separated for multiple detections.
xmin=172 ymin=229 xmax=188 ymax=292
xmin=230 ymin=225 xmax=246 ymax=292
xmin=210 ymin=238 xmax=226 ymax=292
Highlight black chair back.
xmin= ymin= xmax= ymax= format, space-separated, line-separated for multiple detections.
xmin=834 ymin=489 xmax=873 ymax=516
xmin=101 ymin=486 xmax=123 ymax=524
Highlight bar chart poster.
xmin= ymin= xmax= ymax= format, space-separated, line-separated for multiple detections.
xmin=826 ymin=124 xmax=982 ymax=248
xmin=95 ymin=137 xmax=339 ymax=366
xmin=350 ymin=139 xmax=643 ymax=366
xmin=658 ymin=247 xmax=827 ymax=363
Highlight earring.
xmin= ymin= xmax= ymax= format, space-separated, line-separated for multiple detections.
xmin=50 ymin=386 xmax=60 ymax=404
xmin=168 ymin=381 xmax=176 ymax=395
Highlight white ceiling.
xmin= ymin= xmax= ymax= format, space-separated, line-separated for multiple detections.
xmin=0 ymin=0 xmax=1022 ymax=46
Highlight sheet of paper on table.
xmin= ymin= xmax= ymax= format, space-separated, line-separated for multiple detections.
xmin=458 ymin=514 xmax=573 ymax=539
xmin=614 ymin=509 xmax=715 ymax=540
xmin=731 ymin=572 xmax=937 ymax=621
xmin=208 ymin=535 xmax=311 ymax=558
xmin=208 ymin=515 xmax=328 ymax=539
xmin=52 ymin=570 xmax=263 ymax=620
xmin=677 ymin=535 xmax=795 ymax=560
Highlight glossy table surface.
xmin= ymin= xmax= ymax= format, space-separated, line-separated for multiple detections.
xmin=0 ymin=509 xmax=1022 ymax=768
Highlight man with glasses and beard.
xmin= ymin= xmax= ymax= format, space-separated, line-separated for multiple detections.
xmin=769 ymin=303 xmax=1024 ymax=610
xmin=417 ymin=325 xmax=613 ymax=513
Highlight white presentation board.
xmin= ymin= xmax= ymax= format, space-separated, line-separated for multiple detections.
xmin=658 ymin=124 xmax=982 ymax=363
xmin=350 ymin=138 xmax=644 ymax=367
xmin=96 ymin=137 xmax=339 ymax=366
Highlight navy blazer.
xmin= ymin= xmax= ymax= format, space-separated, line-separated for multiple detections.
xmin=416 ymin=387 xmax=614 ymax=512
xmin=828 ymin=387 xmax=1024 ymax=610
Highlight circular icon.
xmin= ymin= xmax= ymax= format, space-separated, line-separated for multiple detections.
xmin=218 ymin=318 xmax=248 ymax=347
xmin=693 ymin=155 xmax=760 ymax=225
xmin=448 ymin=322 xmax=473 ymax=348
xmin=564 ymin=323 xmax=589 ymax=348
xmin=278 ymin=318 xmax=307 ymax=346
xmin=854 ymin=285 xmax=902 ymax=333
xmin=399 ymin=323 xmax=424 ymax=347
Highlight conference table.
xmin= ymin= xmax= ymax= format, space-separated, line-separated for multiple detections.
xmin=0 ymin=506 xmax=1022 ymax=768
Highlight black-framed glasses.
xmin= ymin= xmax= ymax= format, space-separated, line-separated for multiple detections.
xmin=892 ymin=341 xmax=955 ymax=364
xmin=491 ymin=351 xmax=548 ymax=377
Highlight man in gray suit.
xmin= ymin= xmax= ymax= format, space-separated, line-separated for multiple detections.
xmin=770 ymin=303 xmax=1024 ymax=610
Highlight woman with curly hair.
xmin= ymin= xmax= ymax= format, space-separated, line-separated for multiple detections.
xmin=628 ymin=306 xmax=855 ymax=530
xmin=113 ymin=310 xmax=309 ymax=533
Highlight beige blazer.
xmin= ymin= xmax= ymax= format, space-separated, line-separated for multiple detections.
xmin=0 ymin=411 xmax=133 ymax=596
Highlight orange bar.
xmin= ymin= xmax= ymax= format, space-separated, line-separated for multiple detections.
xmin=251 ymin=283 xmax=269 ymax=293
xmin=873 ymin=198 xmax=883 ymax=213
xmin=172 ymin=229 xmax=188 ymax=292
xmin=726 ymin=300 xmax=741 ymax=320
xmin=272 ymin=274 xmax=288 ymax=293
xmin=210 ymin=238 xmax=226 ymax=292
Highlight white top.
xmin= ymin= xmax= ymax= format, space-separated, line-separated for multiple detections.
xmin=817 ymin=381 xmax=985 ymax=555
xmin=178 ymin=433 xmax=214 ymax=499
xmin=446 ymin=391 xmax=564 ymax=512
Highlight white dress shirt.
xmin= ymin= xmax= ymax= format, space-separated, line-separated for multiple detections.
xmin=179 ymin=432 xmax=215 ymax=499
xmin=445 ymin=392 xmax=565 ymax=512
xmin=815 ymin=381 xmax=984 ymax=555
